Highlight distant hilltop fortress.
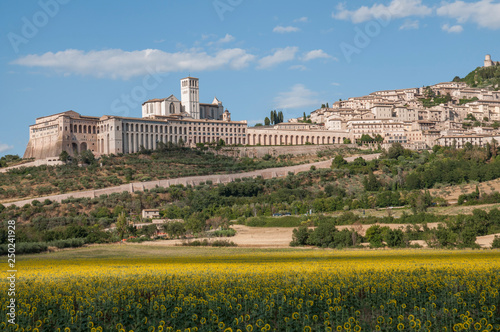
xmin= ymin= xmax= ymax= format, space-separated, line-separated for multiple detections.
xmin=484 ymin=54 xmax=499 ymax=67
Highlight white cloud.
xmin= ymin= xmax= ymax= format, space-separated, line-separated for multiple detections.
xmin=290 ymin=65 xmax=307 ymax=71
xmin=258 ymin=46 xmax=298 ymax=69
xmin=437 ymin=0 xmax=500 ymax=29
xmin=217 ymin=34 xmax=235 ymax=44
xmin=274 ymin=84 xmax=319 ymax=109
xmin=0 ymin=143 xmax=13 ymax=153
xmin=294 ymin=17 xmax=308 ymax=23
xmin=331 ymin=82 xmax=341 ymax=86
xmin=332 ymin=0 xmax=432 ymax=23
xmin=302 ymin=49 xmax=336 ymax=61
xmin=442 ymin=23 xmax=464 ymax=33
xmin=273 ymin=25 xmax=300 ymax=33
xmin=12 ymin=48 xmax=256 ymax=80
xmin=399 ymin=19 xmax=420 ymax=30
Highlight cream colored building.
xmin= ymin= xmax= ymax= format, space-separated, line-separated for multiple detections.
xmin=142 ymin=77 xmax=224 ymax=120
xmin=24 ymin=77 xmax=246 ymax=160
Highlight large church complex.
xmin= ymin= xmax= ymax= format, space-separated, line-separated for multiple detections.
xmin=24 ymin=56 xmax=500 ymax=160
xmin=24 ymin=77 xmax=247 ymax=160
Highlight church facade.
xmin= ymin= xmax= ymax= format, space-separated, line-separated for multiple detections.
xmin=141 ymin=77 xmax=224 ymax=120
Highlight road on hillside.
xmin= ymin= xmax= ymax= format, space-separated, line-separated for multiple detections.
xmin=3 ymin=153 xmax=381 ymax=207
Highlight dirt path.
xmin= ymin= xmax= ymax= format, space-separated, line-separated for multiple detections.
xmin=2 ymin=153 xmax=380 ymax=207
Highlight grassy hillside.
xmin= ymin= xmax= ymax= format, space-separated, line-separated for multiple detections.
xmin=458 ymin=64 xmax=500 ymax=89
xmin=0 ymin=145 xmax=305 ymax=201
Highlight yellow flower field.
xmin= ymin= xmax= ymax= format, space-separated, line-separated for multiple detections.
xmin=1 ymin=249 xmax=500 ymax=331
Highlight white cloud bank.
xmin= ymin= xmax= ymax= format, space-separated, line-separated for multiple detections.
xmin=0 ymin=143 xmax=13 ymax=153
xmin=217 ymin=34 xmax=235 ymax=44
xmin=302 ymin=49 xmax=336 ymax=61
xmin=273 ymin=25 xmax=300 ymax=33
xmin=11 ymin=48 xmax=256 ymax=80
xmin=332 ymin=0 xmax=432 ymax=23
xmin=442 ymin=23 xmax=464 ymax=33
xmin=258 ymin=47 xmax=298 ymax=69
xmin=437 ymin=0 xmax=500 ymax=29
xmin=399 ymin=19 xmax=420 ymax=30
xmin=332 ymin=0 xmax=500 ymax=30
xmin=274 ymin=84 xmax=319 ymax=109
xmin=294 ymin=17 xmax=308 ymax=23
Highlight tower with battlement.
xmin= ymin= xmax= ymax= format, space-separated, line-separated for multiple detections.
xmin=484 ymin=54 xmax=499 ymax=67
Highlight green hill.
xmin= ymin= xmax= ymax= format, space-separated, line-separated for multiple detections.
xmin=456 ymin=64 xmax=500 ymax=90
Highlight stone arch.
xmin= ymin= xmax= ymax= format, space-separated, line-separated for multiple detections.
xmin=80 ymin=142 xmax=87 ymax=152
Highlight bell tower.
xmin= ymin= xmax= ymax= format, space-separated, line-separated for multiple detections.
xmin=180 ymin=77 xmax=200 ymax=119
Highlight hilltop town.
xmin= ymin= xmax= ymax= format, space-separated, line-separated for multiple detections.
xmin=22 ymin=55 xmax=500 ymax=162
xmin=281 ymin=54 xmax=500 ymax=150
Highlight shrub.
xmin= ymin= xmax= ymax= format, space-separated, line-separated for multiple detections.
xmin=0 ymin=242 xmax=48 ymax=255
xmin=290 ymin=226 xmax=311 ymax=246
xmin=211 ymin=229 xmax=236 ymax=237
xmin=491 ymin=235 xmax=500 ymax=249
xmin=48 ymin=238 xmax=86 ymax=249
xmin=211 ymin=239 xmax=237 ymax=247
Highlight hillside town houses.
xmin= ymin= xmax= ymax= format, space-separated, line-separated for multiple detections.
xmin=300 ymin=80 xmax=500 ymax=149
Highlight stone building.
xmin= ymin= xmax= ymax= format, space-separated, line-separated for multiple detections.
xmin=484 ymin=54 xmax=500 ymax=67
xmin=142 ymin=77 xmax=224 ymax=120
xmin=24 ymin=77 xmax=246 ymax=160
xmin=24 ymin=111 xmax=100 ymax=160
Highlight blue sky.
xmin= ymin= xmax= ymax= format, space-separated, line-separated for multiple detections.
xmin=1 ymin=0 xmax=499 ymax=157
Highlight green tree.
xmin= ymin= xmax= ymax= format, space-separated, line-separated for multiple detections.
xmin=290 ymin=226 xmax=311 ymax=246
xmin=264 ymin=117 xmax=270 ymax=126
xmin=332 ymin=155 xmax=347 ymax=168
xmin=363 ymin=171 xmax=381 ymax=191
xmin=359 ymin=134 xmax=374 ymax=144
xmin=185 ymin=213 xmax=207 ymax=233
xmin=387 ymin=143 xmax=405 ymax=159
xmin=79 ymin=150 xmax=95 ymax=164
xmin=116 ymin=212 xmax=128 ymax=240
xmin=365 ymin=225 xmax=386 ymax=248
xmin=59 ymin=150 xmax=69 ymax=163
xmin=163 ymin=221 xmax=186 ymax=239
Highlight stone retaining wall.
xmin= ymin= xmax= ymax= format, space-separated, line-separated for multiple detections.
xmin=5 ymin=153 xmax=380 ymax=208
